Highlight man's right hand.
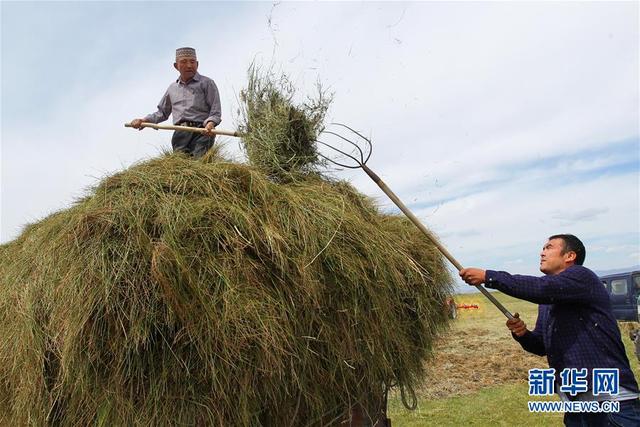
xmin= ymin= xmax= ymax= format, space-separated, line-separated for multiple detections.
xmin=130 ymin=119 xmax=144 ymax=130
xmin=507 ymin=312 xmax=528 ymax=337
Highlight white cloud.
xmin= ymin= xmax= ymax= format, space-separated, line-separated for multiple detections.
xmin=551 ymin=208 xmax=610 ymax=225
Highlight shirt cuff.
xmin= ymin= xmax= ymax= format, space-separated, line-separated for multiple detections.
xmin=485 ymin=270 xmax=498 ymax=289
xmin=204 ymin=117 xmax=220 ymax=126
xmin=512 ymin=330 xmax=532 ymax=342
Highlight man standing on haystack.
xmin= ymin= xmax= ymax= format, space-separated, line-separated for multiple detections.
xmin=130 ymin=47 xmax=221 ymax=158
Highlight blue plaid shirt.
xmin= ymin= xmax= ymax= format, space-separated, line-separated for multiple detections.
xmin=485 ymin=265 xmax=639 ymax=394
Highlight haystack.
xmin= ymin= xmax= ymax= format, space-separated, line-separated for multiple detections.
xmin=0 ymin=68 xmax=453 ymax=426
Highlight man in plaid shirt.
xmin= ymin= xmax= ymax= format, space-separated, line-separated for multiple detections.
xmin=460 ymin=234 xmax=640 ymax=426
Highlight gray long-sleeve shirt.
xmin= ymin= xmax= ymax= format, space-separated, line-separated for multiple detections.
xmin=144 ymin=72 xmax=221 ymax=126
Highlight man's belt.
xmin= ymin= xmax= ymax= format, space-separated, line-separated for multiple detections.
xmin=177 ymin=121 xmax=204 ymax=128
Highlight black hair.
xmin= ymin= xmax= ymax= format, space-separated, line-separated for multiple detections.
xmin=548 ymin=234 xmax=586 ymax=265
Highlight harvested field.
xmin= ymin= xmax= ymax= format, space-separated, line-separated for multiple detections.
xmin=418 ymin=319 xmax=545 ymax=399
xmin=388 ymin=293 xmax=640 ymax=426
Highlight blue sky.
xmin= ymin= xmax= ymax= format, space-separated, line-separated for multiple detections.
xmin=1 ymin=2 xmax=638 ymax=293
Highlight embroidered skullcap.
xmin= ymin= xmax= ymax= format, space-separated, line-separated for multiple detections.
xmin=176 ymin=47 xmax=197 ymax=60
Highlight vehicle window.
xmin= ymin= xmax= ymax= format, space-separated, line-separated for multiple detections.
xmin=611 ymin=279 xmax=628 ymax=296
xmin=634 ymin=276 xmax=640 ymax=290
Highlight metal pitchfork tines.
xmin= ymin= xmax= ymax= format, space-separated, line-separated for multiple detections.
xmin=317 ymin=123 xmax=514 ymax=320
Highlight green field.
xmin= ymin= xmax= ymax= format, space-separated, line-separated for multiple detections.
xmin=387 ymin=292 xmax=640 ymax=426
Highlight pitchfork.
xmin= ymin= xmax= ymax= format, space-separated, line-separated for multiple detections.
xmin=125 ymin=121 xmax=514 ymax=319
xmin=124 ymin=122 xmax=241 ymax=137
xmin=316 ymin=123 xmax=514 ymax=320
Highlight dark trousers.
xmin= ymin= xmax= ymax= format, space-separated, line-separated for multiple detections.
xmin=171 ymin=130 xmax=215 ymax=158
xmin=563 ymin=398 xmax=640 ymax=426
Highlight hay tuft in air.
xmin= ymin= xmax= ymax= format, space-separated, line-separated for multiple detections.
xmin=238 ymin=65 xmax=332 ymax=179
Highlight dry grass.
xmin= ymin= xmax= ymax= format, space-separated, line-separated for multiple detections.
xmin=0 ymin=149 xmax=453 ymax=426
xmin=410 ymin=293 xmax=547 ymax=400
xmin=422 ymin=295 xmax=640 ymax=400
xmin=389 ymin=292 xmax=640 ymax=425
xmin=238 ymin=64 xmax=332 ymax=180
xmin=418 ymin=307 xmax=546 ymax=399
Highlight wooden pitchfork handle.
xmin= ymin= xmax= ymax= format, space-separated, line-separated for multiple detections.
xmin=125 ymin=122 xmax=242 ymax=138
xmin=361 ymin=164 xmax=515 ymax=320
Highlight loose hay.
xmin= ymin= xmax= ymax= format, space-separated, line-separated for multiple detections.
xmin=0 ymin=148 xmax=452 ymax=425
xmin=238 ymin=65 xmax=331 ymax=180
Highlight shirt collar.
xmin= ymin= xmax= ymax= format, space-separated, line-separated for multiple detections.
xmin=177 ymin=72 xmax=201 ymax=84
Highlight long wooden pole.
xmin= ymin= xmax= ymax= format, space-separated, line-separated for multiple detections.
xmin=124 ymin=122 xmax=242 ymax=138
xmin=361 ymin=164 xmax=514 ymax=320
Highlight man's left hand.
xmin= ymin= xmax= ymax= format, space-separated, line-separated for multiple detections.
xmin=459 ymin=268 xmax=486 ymax=286
xmin=506 ymin=312 xmax=528 ymax=337
xmin=204 ymin=122 xmax=215 ymax=136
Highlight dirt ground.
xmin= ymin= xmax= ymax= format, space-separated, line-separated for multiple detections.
xmin=418 ymin=322 xmax=546 ymax=399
